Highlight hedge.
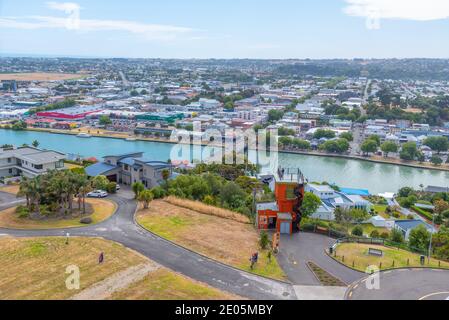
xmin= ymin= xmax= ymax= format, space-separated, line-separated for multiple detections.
xmin=412 ymin=206 xmax=434 ymax=221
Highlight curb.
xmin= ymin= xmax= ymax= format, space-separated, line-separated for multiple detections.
xmin=132 ymin=204 xmax=294 ymax=286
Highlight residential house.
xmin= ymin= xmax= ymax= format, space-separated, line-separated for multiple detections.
xmin=85 ymin=152 xmax=174 ymax=189
xmin=0 ymin=146 xmax=66 ymax=180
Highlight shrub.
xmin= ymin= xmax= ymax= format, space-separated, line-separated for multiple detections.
xmin=80 ymin=217 xmax=93 ymax=224
xmin=259 ymin=231 xmax=270 ymax=250
xmin=106 ymin=182 xmax=117 ymax=194
xmin=380 ymin=232 xmax=390 ymax=239
xmin=151 ymin=186 xmax=167 ymax=199
xmin=351 ymin=225 xmax=364 ymax=237
xmin=16 ymin=206 xmax=29 ymax=219
xmin=301 ymin=223 xmax=315 ymax=232
xmin=370 ymin=230 xmax=380 ymax=238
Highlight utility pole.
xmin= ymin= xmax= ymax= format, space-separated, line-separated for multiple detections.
xmin=428 ymin=213 xmax=436 ymax=262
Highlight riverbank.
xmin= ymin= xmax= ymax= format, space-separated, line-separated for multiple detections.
xmin=3 ymin=126 xmax=449 ymax=173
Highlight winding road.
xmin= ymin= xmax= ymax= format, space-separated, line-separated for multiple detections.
xmin=0 ymin=190 xmax=296 ymax=300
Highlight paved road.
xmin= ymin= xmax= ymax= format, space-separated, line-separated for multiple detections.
xmin=0 ymin=191 xmax=25 ymax=211
xmin=0 ymin=191 xmax=296 ymax=300
xmin=277 ymin=232 xmax=365 ymax=286
xmin=346 ymin=269 xmax=449 ymax=300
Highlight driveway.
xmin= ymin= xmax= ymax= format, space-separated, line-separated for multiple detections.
xmin=0 ymin=190 xmax=297 ymax=300
xmin=0 ymin=191 xmax=25 ymax=211
xmin=277 ymin=232 xmax=365 ymax=286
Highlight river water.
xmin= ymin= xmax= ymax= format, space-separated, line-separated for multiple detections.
xmin=1 ymin=129 xmax=448 ymax=194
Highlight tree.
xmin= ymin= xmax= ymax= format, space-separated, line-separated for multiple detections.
xmin=367 ymin=135 xmax=381 ymax=147
xmin=400 ymin=142 xmax=419 ymax=161
xmin=99 ymin=115 xmax=112 ymax=126
xmin=431 ymin=155 xmax=443 ymax=166
xmin=319 ymin=139 xmax=349 ymax=153
xmin=313 ymin=129 xmax=336 ymax=139
xmin=161 ymin=169 xmax=171 ymax=183
xmin=137 ymin=189 xmax=154 ymax=209
xmin=132 ymin=182 xmax=145 ymax=199
xmin=424 ymin=136 xmax=449 ymax=154
xmin=381 ymin=141 xmax=398 ymax=157
xmin=352 ymin=225 xmax=364 ymax=237
xmin=360 ymin=139 xmax=378 ymax=155
xmin=409 ymin=225 xmax=431 ymax=252
xmin=32 ymin=140 xmax=40 ymax=148
xmin=339 ymin=132 xmax=353 ymax=142
xmin=435 ymin=199 xmax=449 ymax=215
xmin=300 ymin=192 xmax=321 ymax=218
xmin=398 ymin=187 xmax=415 ymax=198
xmin=91 ymin=175 xmax=109 ymax=191
xmin=390 ymin=228 xmax=405 ymax=243
xmin=130 ymin=89 xmax=139 ymax=97
xmin=268 ymin=109 xmax=284 ymax=122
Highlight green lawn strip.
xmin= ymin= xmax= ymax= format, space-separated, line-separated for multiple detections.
xmin=333 ymin=243 xmax=449 ymax=272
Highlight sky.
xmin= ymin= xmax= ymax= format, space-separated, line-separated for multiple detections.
xmin=1 ymin=0 xmax=449 ymax=59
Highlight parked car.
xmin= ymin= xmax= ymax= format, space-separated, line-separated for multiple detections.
xmin=116 ymin=184 xmax=121 ymax=191
xmin=87 ymin=190 xmax=108 ymax=198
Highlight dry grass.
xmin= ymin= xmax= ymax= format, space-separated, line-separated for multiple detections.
xmin=0 ymin=198 xmax=116 ymax=229
xmin=110 ymin=269 xmax=239 ymax=300
xmin=0 ymin=185 xmax=20 ymax=195
xmin=137 ymin=200 xmax=286 ymax=280
xmin=0 ymin=73 xmax=87 ymax=81
xmin=0 ymin=237 xmax=146 ymax=300
xmin=334 ymin=243 xmax=449 ymax=272
xmin=164 ymin=196 xmax=250 ymax=224
xmin=0 ymin=237 xmax=236 ymax=300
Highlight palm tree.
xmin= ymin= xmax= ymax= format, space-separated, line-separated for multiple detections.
xmin=18 ymin=177 xmax=32 ymax=210
xmin=32 ymin=140 xmax=40 ymax=148
xmin=132 ymin=182 xmax=145 ymax=199
xmin=137 ymin=190 xmax=154 ymax=209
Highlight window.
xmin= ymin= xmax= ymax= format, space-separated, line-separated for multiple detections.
xmin=34 ymin=164 xmax=43 ymax=170
xmin=7 ymin=158 xmax=11 ymax=163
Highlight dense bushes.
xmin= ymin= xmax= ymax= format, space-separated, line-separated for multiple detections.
xmin=412 ymin=206 xmax=434 ymax=221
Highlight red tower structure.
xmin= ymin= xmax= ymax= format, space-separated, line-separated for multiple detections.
xmin=256 ymin=168 xmax=306 ymax=234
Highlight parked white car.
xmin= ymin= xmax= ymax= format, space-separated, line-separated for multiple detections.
xmin=116 ymin=184 xmax=121 ymax=191
xmin=87 ymin=190 xmax=108 ymax=198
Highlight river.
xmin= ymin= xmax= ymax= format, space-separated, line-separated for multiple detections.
xmin=1 ymin=129 xmax=448 ymax=194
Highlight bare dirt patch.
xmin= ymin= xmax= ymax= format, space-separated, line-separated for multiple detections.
xmin=0 ymin=73 xmax=88 ymax=81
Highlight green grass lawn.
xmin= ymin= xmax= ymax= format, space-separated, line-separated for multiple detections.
xmin=333 ymin=243 xmax=449 ymax=272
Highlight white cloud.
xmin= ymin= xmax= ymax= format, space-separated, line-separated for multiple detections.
xmin=0 ymin=15 xmax=196 ymax=41
xmin=46 ymin=2 xmax=81 ymax=12
xmin=343 ymin=0 xmax=449 ymax=29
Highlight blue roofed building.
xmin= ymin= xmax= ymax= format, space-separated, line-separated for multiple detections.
xmin=85 ymin=152 xmax=174 ymax=189
xmin=305 ymin=183 xmax=372 ymax=221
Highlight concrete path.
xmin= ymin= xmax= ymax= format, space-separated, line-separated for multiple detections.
xmin=0 ymin=191 xmax=25 ymax=211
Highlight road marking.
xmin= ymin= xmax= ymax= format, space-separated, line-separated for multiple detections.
xmin=348 ymin=291 xmax=353 ymax=299
xmin=419 ymin=291 xmax=449 ymax=301
xmin=353 ymin=284 xmax=359 ymax=290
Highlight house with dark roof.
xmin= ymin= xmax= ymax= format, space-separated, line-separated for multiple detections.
xmin=394 ymin=220 xmax=435 ymax=241
xmin=85 ymin=152 xmax=174 ymax=189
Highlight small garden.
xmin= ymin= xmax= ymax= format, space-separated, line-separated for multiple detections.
xmin=0 ymin=169 xmax=118 ymax=228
